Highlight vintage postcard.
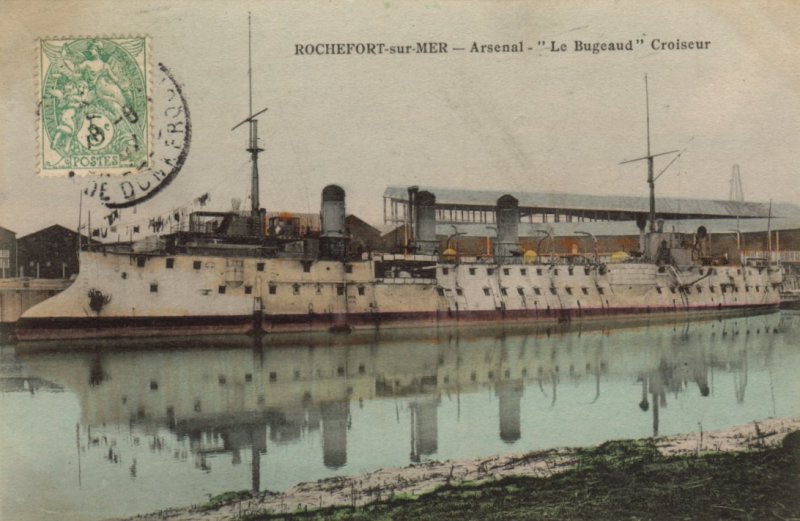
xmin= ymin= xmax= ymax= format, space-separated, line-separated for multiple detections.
xmin=1 ymin=1 xmax=799 ymax=520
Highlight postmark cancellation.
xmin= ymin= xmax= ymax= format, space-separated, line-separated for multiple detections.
xmin=37 ymin=36 xmax=152 ymax=176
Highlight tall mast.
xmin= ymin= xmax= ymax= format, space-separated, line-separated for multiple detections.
xmin=232 ymin=13 xmax=268 ymax=231
xmin=620 ymin=75 xmax=679 ymax=233
xmin=247 ymin=13 xmax=261 ymax=216
xmin=645 ymin=75 xmax=654 ymax=231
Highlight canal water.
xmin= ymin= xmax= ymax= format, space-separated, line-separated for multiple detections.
xmin=2 ymin=311 xmax=799 ymax=521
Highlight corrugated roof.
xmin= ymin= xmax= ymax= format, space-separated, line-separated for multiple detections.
xmin=437 ymin=217 xmax=800 ymax=238
xmin=384 ymin=186 xmax=785 ymax=218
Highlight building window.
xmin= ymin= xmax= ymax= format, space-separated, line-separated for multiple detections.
xmin=745 ymin=285 xmax=751 ymax=292
xmin=257 ymin=262 xmax=265 ymax=271
xmin=245 ymin=285 xmax=253 ymax=294
xmin=292 ymin=283 xmax=301 ymax=295
xmin=193 ymin=260 xmax=201 ymax=270
xmin=597 ymin=287 xmax=605 ymax=295
xmin=150 ymin=283 xmax=158 ymax=293
xmin=358 ymin=286 xmax=365 ymax=296
xmin=553 ymin=269 xmax=559 ymax=275
xmin=670 ymin=286 xmax=677 ymax=294
xmin=709 ymin=286 xmax=715 ymax=293
xmin=269 ymin=285 xmax=276 ymax=295
xmin=565 ymin=287 xmax=573 ymax=295
xmin=536 ymin=268 xmax=543 ymax=276
xmin=483 ymin=287 xmax=491 ymax=296
xmin=696 ymin=286 xmax=702 ymax=293
xmin=337 ymin=285 xmax=345 ymax=296
xmin=487 ymin=268 xmax=494 ymax=275
xmin=501 ymin=287 xmax=508 ymax=296
xmin=442 ymin=268 xmax=449 ymax=275
xmin=437 ymin=288 xmax=445 ymax=296
xmin=469 ymin=268 xmax=476 ymax=275
xmin=582 ymin=287 xmax=589 ymax=295
xmin=345 ymin=265 xmax=353 ymax=274
xmin=503 ymin=268 xmax=510 ymax=276
xmin=166 ymin=258 xmax=175 ymax=269
xmin=549 ymin=287 xmax=557 ymax=295
xmin=218 ymin=285 xmax=226 ymax=294
xmin=517 ymin=287 xmax=525 ymax=296
xmin=303 ymin=262 xmax=311 ymax=273
xmin=520 ymin=268 xmax=527 ymax=276
xmin=533 ymin=287 xmax=542 ymax=296
xmin=137 ymin=256 xmax=146 ymax=267
xmin=455 ymin=288 xmax=463 ymax=296
xmin=656 ymin=287 xmax=662 ymax=294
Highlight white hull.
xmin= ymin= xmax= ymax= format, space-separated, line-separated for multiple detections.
xmin=17 ymin=249 xmax=782 ymax=340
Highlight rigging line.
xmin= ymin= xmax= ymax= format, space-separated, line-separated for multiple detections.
xmin=653 ymin=148 xmax=686 ymax=182
xmin=645 ymin=73 xmax=651 ymax=157
xmin=92 ymin=159 xmax=252 ymax=230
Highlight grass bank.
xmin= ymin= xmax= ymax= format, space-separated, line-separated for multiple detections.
xmin=228 ymin=431 xmax=800 ymax=521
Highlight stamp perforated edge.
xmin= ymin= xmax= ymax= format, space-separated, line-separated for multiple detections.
xmin=35 ymin=34 xmax=153 ymax=177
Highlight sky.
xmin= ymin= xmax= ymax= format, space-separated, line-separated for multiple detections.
xmin=1 ymin=0 xmax=799 ymax=237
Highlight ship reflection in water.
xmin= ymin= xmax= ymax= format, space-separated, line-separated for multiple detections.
xmin=2 ymin=313 xmax=800 ymax=521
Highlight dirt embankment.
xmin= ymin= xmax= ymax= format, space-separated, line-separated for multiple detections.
xmin=115 ymin=417 xmax=800 ymax=521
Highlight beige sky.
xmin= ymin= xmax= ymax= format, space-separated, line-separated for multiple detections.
xmin=1 ymin=0 xmax=799 ymax=236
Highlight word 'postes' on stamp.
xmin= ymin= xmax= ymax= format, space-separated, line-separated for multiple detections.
xmin=39 ymin=37 xmax=151 ymax=176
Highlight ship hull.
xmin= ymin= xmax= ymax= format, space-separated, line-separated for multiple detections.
xmin=16 ymin=302 xmax=780 ymax=341
xmin=16 ymin=250 xmax=783 ymax=342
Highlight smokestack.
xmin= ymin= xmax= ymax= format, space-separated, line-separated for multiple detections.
xmin=321 ymin=185 xmax=345 ymax=237
xmin=415 ymin=191 xmax=438 ymax=255
xmin=319 ymin=185 xmax=347 ymax=259
xmin=495 ymin=195 xmax=519 ymax=261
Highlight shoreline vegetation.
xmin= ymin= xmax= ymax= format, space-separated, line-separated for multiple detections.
xmin=118 ymin=417 xmax=800 ymax=521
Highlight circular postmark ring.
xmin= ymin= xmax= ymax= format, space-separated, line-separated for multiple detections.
xmin=82 ymin=62 xmax=191 ymax=209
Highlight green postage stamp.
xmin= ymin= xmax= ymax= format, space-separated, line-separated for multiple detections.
xmin=38 ymin=37 xmax=151 ymax=176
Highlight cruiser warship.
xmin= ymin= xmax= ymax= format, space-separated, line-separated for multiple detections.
xmin=16 ymin=71 xmax=782 ymax=341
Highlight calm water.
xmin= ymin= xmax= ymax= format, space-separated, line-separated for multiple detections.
xmin=2 ymin=312 xmax=800 ymax=521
